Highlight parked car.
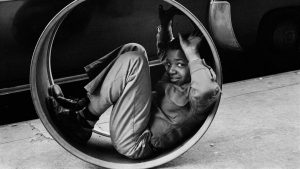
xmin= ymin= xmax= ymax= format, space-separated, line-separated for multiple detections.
xmin=0 ymin=0 xmax=92 ymax=93
xmin=0 ymin=0 xmax=211 ymax=96
xmin=1 ymin=0 xmax=300 ymax=96
xmin=209 ymin=0 xmax=300 ymax=55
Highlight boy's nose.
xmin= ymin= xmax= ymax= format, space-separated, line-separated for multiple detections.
xmin=168 ymin=66 xmax=176 ymax=74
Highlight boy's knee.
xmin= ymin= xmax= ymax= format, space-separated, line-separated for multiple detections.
xmin=120 ymin=50 xmax=148 ymax=68
xmin=121 ymin=43 xmax=148 ymax=60
xmin=122 ymin=43 xmax=146 ymax=52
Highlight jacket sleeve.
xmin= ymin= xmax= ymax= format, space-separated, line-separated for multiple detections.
xmin=156 ymin=22 xmax=174 ymax=60
xmin=188 ymin=59 xmax=221 ymax=116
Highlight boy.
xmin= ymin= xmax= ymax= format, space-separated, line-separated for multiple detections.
xmin=47 ymin=6 xmax=221 ymax=159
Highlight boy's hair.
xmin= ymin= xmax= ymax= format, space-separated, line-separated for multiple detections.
xmin=161 ymin=33 xmax=193 ymax=61
xmin=165 ymin=37 xmax=182 ymax=51
xmin=161 ymin=37 xmax=183 ymax=61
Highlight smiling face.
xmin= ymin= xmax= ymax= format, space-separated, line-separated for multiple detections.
xmin=164 ymin=49 xmax=191 ymax=85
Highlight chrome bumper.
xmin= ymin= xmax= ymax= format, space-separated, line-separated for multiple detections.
xmin=209 ymin=0 xmax=242 ymax=51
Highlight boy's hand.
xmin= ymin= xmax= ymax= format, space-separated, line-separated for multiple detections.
xmin=159 ymin=5 xmax=182 ymax=27
xmin=179 ymin=32 xmax=203 ymax=62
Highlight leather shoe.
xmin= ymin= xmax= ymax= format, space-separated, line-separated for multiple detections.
xmin=48 ymin=84 xmax=88 ymax=111
xmin=47 ymin=96 xmax=92 ymax=144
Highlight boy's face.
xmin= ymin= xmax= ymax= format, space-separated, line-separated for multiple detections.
xmin=164 ymin=49 xmax=191 ymax=85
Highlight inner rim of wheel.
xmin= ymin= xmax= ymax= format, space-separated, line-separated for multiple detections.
xmin=30 ymin=0 xmax=222 ymax=168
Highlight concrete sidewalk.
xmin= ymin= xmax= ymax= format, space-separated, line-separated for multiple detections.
xmin=1 ymin=70 xmax=300 ymax=169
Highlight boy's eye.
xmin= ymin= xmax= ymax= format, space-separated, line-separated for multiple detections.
xmin=177 ymin=63 xmax=185 ymax=67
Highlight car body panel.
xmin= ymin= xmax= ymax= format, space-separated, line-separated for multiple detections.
xmin=0 ymin=0 xmax=212 ymax=94
xmin=0 ymin=0 xmax=85 ymax=89
xmin=209 ymin=1 xmax=241 ymax=50
xmin=210 ymin=0 xmax=300 ymax=50
xmin=3 ymin=0 xmax=299 ymax=95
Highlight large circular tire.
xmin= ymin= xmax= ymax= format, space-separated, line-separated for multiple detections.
xmin=30 ymin=0 xmax=222 ymax=168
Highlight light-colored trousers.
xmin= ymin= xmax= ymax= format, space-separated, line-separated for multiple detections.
xmin=84 ymin=43 xmax=154 ymax=159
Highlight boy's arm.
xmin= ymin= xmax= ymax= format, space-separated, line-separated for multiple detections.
xmin=189 ymin=59 xmax=221 ymax=115
xmin=156 ymin=22 xmax=174 ymax=58
xmin=179 ymin=33 xmax=221 ymax=115
xmin=156 ymin=5 xmax=181 ymax=60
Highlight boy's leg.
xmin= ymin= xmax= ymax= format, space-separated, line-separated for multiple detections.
xmin=84 ymin=43 xmax=148 ymax=81
xmin=88 ymin=47 xmax=153 ymax=159
xmin=47 ymin=43 xmax=152 ymax=148
xmin=50 ymin=43 xmax=148 ymax=122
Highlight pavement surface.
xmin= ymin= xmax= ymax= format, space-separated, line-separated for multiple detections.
xmin=1 ymin=70 xmax=300 ymax=169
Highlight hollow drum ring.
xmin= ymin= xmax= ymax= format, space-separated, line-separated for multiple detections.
xmin=30 ymin=0 xmax=222 ymax=168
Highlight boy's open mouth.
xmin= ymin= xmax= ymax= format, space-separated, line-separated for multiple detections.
xmin=170 ymin=78 xmax=180 ymax=83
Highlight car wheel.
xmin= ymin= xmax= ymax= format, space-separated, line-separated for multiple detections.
xmin=258 ymin=9 xmax=300 ymax=56
xmin=272 ymin=19 xmax=300 ymax=54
